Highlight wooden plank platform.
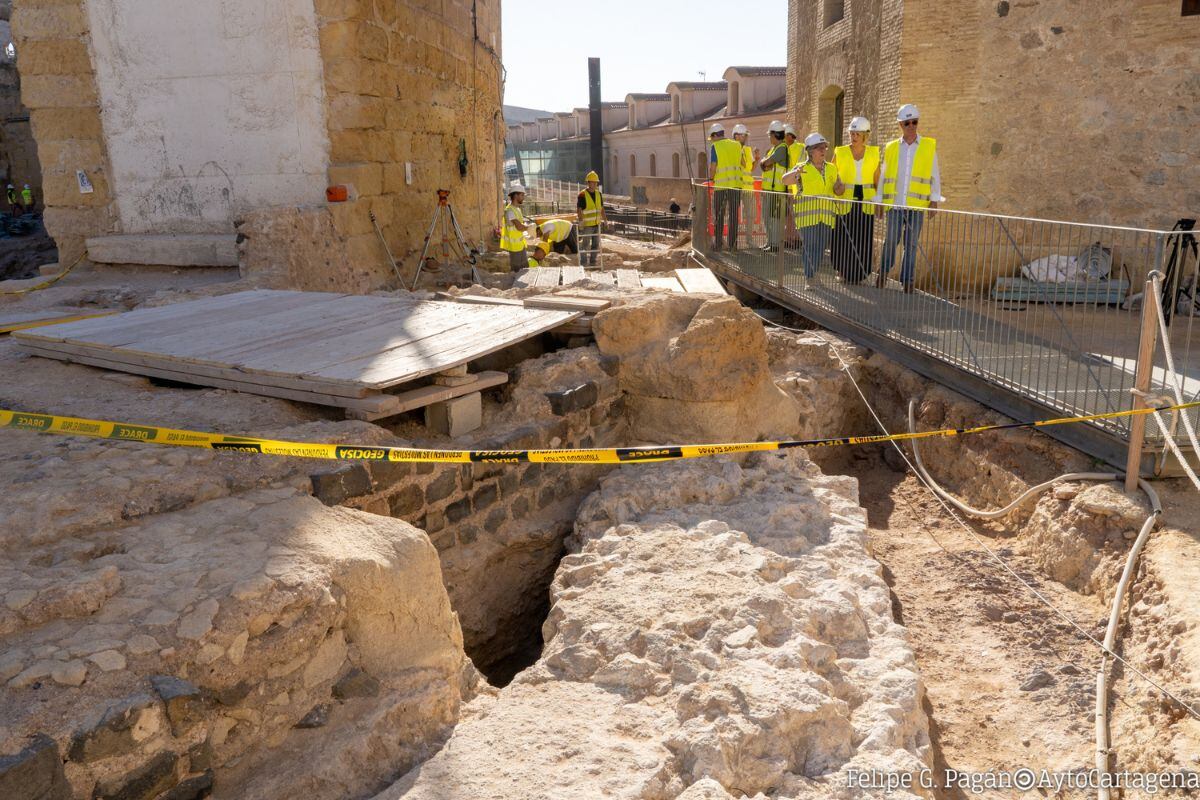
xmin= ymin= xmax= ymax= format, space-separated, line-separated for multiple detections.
xmin=0 ymin=308 xmax=119 ymax=334
xmin=640 ymin=276 xmax=686 ymax=293
xmin=615 ymin=270 xmax=641 ymax=289
xmin=14 ymin=290 xmax=577 ymax=417
xmin=561 ymin=266 xmax=586 ymax=285
xmin=675 ymin=268 xmax=728 ymax=295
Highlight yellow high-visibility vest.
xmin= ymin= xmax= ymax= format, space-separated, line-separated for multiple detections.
xmin=786 ymin=142 xmax=803 ymax=195
xmin=501 ymin=202 xmax=526 ymax=252
xmin=833 ymin=144 xmax=880 ymax=216
xmin=741 ymin=144 xmax=754 ymax=190
xmin=540 ymin=218 xmax=572 ymax=243
xmin=880 ymin=136 xmax=937 ymax=209
xmin=710 ymin=138 xmax=743 ymax=189
xmin=761 ymin=143 xmax=787 ymax=192
xmin=579 ymin=189 xmax=603 ymax=227
xmin=793 ymin=161 xmax=838 ymax=229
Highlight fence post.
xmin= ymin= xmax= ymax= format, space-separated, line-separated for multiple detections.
xmin=1125 ymin=274 xmax=1160 ymax=492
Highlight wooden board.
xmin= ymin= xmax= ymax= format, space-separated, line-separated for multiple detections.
xmin=15 ymin=290 xmax=577 ymax=399
xmin=347 ymin=371 xmax=509 ymax=421
xmin=523 ymin=295 xmax=611 ymax=313
xmin=0 ymin=308 xmax=118 ymax=334
xmin=640 ymin=276 xmax=686 ymax=293
xmin=615 ymin=269 xmax=641 ymax=289
xmin=561 ymin=266 xmax=586 ymax=285
xmin=532 ymin=267 xmax=561 ymax=288
xmin=513 ymin=269 xmax=537 ymax=288
xmin=435 ymin=293 xmax=524 ymax=307
xmin=675 ymin=268 xmax=728 ymax=295
xmin=589 ymin=271 xmax=616 ymax=286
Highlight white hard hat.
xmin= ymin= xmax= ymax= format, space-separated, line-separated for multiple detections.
xmin=848 ymin=116 xmax=871 ymax=133
xmin=732 ymin=123 xmax=748 ymax=136
xmin=803 ymin=132 xmax=828 ymax=148
xmin=897 ymin=104 xmax=920 ymax=122
xmin=783 ymin=124 xmax=797 ymax=137
xmin=767 ymin=120 xmax=785 ymax=134
xmin=708 ymin=122 xmax=725 ymax=136
xmin=508 ymin=182 xmax=526 ymax=194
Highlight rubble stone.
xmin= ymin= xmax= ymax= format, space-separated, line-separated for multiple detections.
xmin=0 ymin=734 xmax=70 ymax=800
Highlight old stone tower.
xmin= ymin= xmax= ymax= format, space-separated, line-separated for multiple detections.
xmin=788 ymin=0 xmax=1200 ymax=228
xmin=10 ymin=0 xmax=504 ymax=286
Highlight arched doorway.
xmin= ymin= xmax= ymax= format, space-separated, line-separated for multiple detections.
xmin=818 ymin=85 xmax=845 ymax=147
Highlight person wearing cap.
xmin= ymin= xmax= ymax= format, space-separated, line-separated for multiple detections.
xmin=758 ymin=120 xmax=790 ymax=251
xmin=501 ymin=183 xmax=534 ymax=270
xmin=535 ymin=217 xmax=577 ymax=258
xmin=708 ymin=122 xmax=743 ymax=251
xmin=831 ymin=116 xmax=881 ymax=284
xmin=876 ymin=103 xmax=941 ymax=292
xmin=783 ymin=133 xmax=845 ymax=279
xmin=577 ymin=170 xmax=605 ymax=266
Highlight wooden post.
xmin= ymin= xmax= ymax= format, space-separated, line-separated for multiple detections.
xmin=1125 ymin=278 xmax=1159 ymax=493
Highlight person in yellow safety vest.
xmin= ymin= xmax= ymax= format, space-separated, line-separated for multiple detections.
xmin=758 ymin=120 xmax=789 ymax=252
xmin=576 ymin=171 xmax=604 ymax=267
xmin=21 ymin=184 xmax=33 ymax=212
xmin=782 ymin=132 xmax=845 ymax=279
xmin=875 ymin=103 xmax=941 ymax=293
xmin=535 ymin=218 xmax=577 ymax=260
xmin=784 ymin=125 xmax=802 ymax=195
xmin=830 ymin=116 xmax=881 ymax=284
xmin=708 ymin=122 xmax=744 ymax=252
xmin=731 ymin=123 xmax=756 ymax=247
xmin=528 ymin=241 xmax=551 ymax=268
xmin=501 ymin=182 xmax=534 ymax=271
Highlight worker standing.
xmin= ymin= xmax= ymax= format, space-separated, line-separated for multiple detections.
xmin=708 ymin=122 xmax=744 ymax=251
xmin=784 ymin=125 xmax=802 ymax=193
xmin=577 ymin=171 xmax=604 ymax=267
xmin=6 ymin=183 xmax=19 ymax=215
xmin=758 ymin=120 xmax=789 ymax=252
xmin=733 ymin=123 xmax=756 ymax=248
xmin=783 ymin=133 xmax=845 ymax=279
xmin=21 ymin=184 xmax=33 ymax=213
xmin=535 ymin=218 xmax=577 ymax=257
xmin=876 ymin=103 xmax=941 ymax=293
xmin=831 ymin=116 xmax=880 ymax=283
xmin=501 ymin=183 xmax=534 ymax=271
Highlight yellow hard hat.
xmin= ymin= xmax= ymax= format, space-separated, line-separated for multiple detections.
xmin=585 ymin=171 xmax=599 ymax=182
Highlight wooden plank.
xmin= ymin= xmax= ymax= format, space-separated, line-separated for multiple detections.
xmin=640 ymin=276 xmax=686 ymax=293
xmin=675 ymin=267 xmax=728 ymax=295
xmin=616 ymin=269 xmax=641 ymax=289
xmin=522 ymin=295 xmax=611 ymax=313
xmin=435 ymin=293 xmax=525 ymax=307
xmin=347 ymin=371 xmax=509 ymax=421
xmin=17 ymin=343 xmax=399 ymax=413
xmin=532 ymin=267 xmax=561 ymax=288
xmin=0 ymin=309 xmax=118 ymax=334
xmin=512 ymin=269 xmax=536 ymax=288
xmin=561 ymin=266 xmax=586 ymax=285
xmin=589 ymin=271 xmax=616 ymax=286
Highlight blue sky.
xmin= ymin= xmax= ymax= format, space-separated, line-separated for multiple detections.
xmin=501 ymin=0 xmax=787 ymax=114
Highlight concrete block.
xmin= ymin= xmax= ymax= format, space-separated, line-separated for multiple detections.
xmin=425 ymin=392 xmax=482 ymax=437
xmin=85 ymin=235 xmax=239 ymax=267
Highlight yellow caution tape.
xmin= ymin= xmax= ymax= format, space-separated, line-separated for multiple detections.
xmin=3 ymin=402 xmax=1198 ymax=465
xmin=0 ymin=310 xmax=118 ymax=335
xmin=0 ymin=251 xmax=86 ymax=296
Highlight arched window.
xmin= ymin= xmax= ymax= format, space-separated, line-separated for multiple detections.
xmin=672 ymin=152 xmax=681 ymax=178
xmin=630 ymin=153 xmax=637 ymax=177
xmin=697 ymin=150 xmax=707 ymax=181
xmin=818 ymin=85 xmax=845 ymax=147
xmin=649 ymin=153 xmax=657 ymax=177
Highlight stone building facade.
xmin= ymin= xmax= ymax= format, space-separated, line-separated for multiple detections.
xmin=9 ymin=0 xmax=503 ymax=286
xmin=787 ymin=0 xmax=1200 ymax=228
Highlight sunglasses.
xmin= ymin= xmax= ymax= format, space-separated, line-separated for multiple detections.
xmin=901 ymin=119 xmax=919 ymax=127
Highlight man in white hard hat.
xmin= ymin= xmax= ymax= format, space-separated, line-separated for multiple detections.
xmin=783 ymin=133 xmax=845 ymax=278
xmin=732 ymin=123 xmax=756 ymax=246
xmin=875 ymin=103 xmax=941 ymax=292
xmin=501 ymin=182 xmax=534 ymax=271
xmin=758 ymin=120 xmax=790 ymax=251
xmin=708 ymin=122 xmax=744 ymax=251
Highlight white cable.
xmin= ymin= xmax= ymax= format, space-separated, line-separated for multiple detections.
xmin=753 ymin=317 xmax=1200 ymax=723
xmin=1149 ymin=273 xmax=1200 ymax=460
xmin=1150 ymin=407 xmax=1200 ymax=493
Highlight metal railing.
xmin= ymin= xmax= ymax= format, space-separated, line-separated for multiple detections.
xmin=692 ymin=182 xmax=1199 ymax=460
xmin=603 ymin=204 xmax=691 ymax=244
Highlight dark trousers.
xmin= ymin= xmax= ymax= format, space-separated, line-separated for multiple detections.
xmin=713 ymin=188 xmax=740 ymax=249
xmin=832 ymin=205 xmax=876 ymax=284
xmin=551 ymin=226 xmax=578 ymax=255
xmin=579 ymin=225 xmax=600 ymax=265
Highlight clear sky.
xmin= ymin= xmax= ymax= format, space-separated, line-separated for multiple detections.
xmin=500 ymin=0 xmax=787 ymax=114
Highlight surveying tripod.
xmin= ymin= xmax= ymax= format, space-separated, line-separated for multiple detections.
xmin=412 ymin=189 xmax=481 ymax=288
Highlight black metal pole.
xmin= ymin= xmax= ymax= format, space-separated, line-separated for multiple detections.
xmin=588 ymin=57 xmax=603 ymax=184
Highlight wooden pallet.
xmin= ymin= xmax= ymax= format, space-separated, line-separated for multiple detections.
xmin=675 ymin=268 xmax=727 ymax=295
xmin=14 ymin=290 xmax=578 ymax=418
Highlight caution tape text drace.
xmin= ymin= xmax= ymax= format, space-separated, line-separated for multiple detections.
xmin=4 ymin=402 xmax=1198 ymax=464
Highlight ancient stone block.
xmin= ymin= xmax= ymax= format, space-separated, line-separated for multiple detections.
xmin=21 ymin=74 xmax=97 ymax=109
xmin=511 ymin=494 xmax=530 ymax=519
xmin=68 ymin=694 xmax=164 ymax=764
xmin=458 ymin=465 xmax=473 ymax=492
xmin=367 ymin=460 xmax=412 ymax=489
xmin=150 ymin=675 xmax=206 ymax=737
xmin=328 ymin=162 xmax=383 ymax=197
xmin=457 ymin=525 xmax=479 ymax=545
xmin=332 ymin=668 xmax=380 ymax=700
xmin=158 ymin=770 xmax=214 ymax=800
xmin=310 ymin=464 xmax=372 ymax=506
xmin=424 ymin=470 xmax=458 ymax=503
xmin=498 ymin=471 xmax=519 ymax=498
xmin=0 ymin=734 xmax=70 ymax=800
xmin=387 ymin=484 xmax=423 ymax=517
xmin=425 ymin=393 xmax=482 ymax=437
xmin=483 ymin=507 xmax=507 ymax=534
xmin=92 ymin=751 xmax=178 ymax=800
xmin=445 ymin=498 xmax=471 ymax=524
xmin=472 ymin=483 xmax=498 ymax=511
xmin=294 ymin=704 xmax=330 ymax=729
xmin=10 ymin=6 xmax=89 ymax=42
xmin=18 ymin=39 xmax=93 ymax=76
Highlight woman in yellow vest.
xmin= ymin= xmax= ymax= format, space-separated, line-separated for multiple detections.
xmin=830 ymin=116 xmax=881 ymax=284
xmin=501 ymin=183 xmax=533 ymax=271
xmin=783 ymin=133 xmax=844 ymax=279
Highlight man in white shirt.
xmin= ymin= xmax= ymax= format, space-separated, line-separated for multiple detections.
xmin=875 ymin=104 xmax=941 ymax=292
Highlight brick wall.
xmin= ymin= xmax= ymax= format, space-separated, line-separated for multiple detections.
xmin=10 ymin=0 xmax=117 ymax=265
xmin=316 ymin=0 xmax=504 ymax=286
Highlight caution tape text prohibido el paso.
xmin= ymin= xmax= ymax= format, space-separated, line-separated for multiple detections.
xmin=4 ymin=402 xmax=1199 ymax=464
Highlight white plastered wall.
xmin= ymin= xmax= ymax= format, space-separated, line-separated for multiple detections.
xmin=84 ymin=0 xmax=329 ymax=234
